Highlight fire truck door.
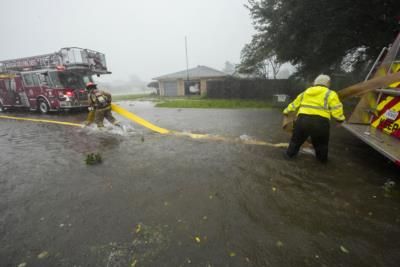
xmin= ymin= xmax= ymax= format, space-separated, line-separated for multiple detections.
xmin=15 ymin=76 xmax=29 ymax=107
xmin=0 ymin=80 xmax=10 ymax=105
xmin=23 ymin=73 xmax=43 ymax=108
xmin=3 ymin=79 xmax=17 ymax=105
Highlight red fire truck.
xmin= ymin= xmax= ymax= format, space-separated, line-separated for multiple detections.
xmin=0 ymin=47 xmax=111 ymax=113
xmin=343 ymin=33 xmax=400 ymax=165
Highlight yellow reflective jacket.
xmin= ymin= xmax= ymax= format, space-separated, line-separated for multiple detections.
xmin=283 ymin=85 xmax=345 ymax=121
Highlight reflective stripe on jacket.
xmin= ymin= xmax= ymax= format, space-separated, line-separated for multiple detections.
xmin=283 ymin=85 xmax=345 ymax=121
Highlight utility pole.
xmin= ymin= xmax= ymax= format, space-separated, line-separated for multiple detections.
xmin=185 ymin=36 xmax=189 ymax=81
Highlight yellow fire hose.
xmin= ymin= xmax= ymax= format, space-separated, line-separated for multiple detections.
xmin=0 ymin=104 xmax=288 ymax=148
xmin=110 ymin=104 xmax=287 ymax=148
xmin=111 ymin=104 xmax=170 ymax=134
xmin=0 ymin=115 xmax=84 ymax=128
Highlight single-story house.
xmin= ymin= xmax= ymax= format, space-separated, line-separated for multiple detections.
xmin=153 ymin=65 xmax=228 ymax=96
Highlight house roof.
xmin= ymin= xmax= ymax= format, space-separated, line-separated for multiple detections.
xmin=153 ymin=65 xmax=228 ymax=80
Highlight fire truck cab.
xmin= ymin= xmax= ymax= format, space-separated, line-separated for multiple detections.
xmin=0 ymin=47 xmax=111 ymax=113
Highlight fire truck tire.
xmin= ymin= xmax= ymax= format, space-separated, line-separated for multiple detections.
xmin=38 ymin=98 xmax=50 ymax=114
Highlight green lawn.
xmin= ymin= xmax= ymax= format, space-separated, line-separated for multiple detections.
xmin=112 ymin=94 xmax=153 ymax=101
xmin=155 ymin=98 xmax=272 ymax=109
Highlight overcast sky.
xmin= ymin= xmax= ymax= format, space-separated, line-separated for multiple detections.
xmin=0 ymin=0 xmax=255 ymax=83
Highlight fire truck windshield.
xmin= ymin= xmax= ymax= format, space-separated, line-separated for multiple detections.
xmin=49 ymin=71 xmax=93 ymax=89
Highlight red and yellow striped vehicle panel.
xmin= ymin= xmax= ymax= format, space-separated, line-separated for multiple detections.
xmin=371 ymin=95 xmax=400 ymax=138
xmin=371 ymin=63 xmax=400 ymax=139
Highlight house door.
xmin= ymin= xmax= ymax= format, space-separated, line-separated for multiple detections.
xmin=164 ymin=81 xmax=178 ymax=96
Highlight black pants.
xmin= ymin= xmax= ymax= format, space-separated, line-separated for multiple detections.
xmin=286 ymin=114 xmax=330 ymax=162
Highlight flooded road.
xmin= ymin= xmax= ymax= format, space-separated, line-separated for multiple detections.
xmin=0 ymin=101 xmax=399 ymax=267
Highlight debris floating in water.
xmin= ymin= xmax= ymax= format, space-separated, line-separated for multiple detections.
xmin=195 ymin=236 xmax=201 ymax=243
xmin=85 ymin=153 xmax=102 ymax=165
xmin=239 ymin=134 xmax=252 ymax=141
xmin=383 ymin=179 xmax=396 ymax=192
xmin=135 ymin=224 xmax=142 ymax=234
xmin=340 ymin=245 xmax=349 ymax=254
xmin=37 ymin=251 xmax=49 ymax=259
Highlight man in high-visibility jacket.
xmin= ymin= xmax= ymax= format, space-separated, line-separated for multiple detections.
xmin=283 ymin=74 xmax=345 ymax=163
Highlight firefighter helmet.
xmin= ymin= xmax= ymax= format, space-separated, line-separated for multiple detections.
xmin=86 ymin=82 xmax=97 ymax=90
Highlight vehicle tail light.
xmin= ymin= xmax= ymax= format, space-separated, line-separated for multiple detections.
xmin=64 ymin=89 xmax=74 ymax=97
xmin=58 ymin=89 xmax=74 ymax=100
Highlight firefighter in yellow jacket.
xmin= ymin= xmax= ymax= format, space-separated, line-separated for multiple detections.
xmin=84 ymin=82 xmax=119 ymax=128
xmin=283 ymin=74 xmax=345 ymax=163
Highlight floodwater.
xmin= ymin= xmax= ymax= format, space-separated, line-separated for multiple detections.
xmin=0 ymin=101 xmax=399 ymax=267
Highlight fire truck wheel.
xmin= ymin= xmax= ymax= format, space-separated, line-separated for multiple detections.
xmin=38 ymin=98 xmax=50 ymax=114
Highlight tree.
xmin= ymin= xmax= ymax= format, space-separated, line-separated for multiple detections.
xmin=242 ymin=0 xmax=400 ymax=80
xmin=267 ymin=54 xmax=282 ymax=79
xmin=237 ymin=36 xmax=282 ymax=79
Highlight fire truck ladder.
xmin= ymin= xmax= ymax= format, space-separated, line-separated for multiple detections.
xmin=0 ymin=48 xmax=111 ymax=75
xmin=0 ymin=53 xmax=62 ymax=73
